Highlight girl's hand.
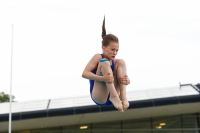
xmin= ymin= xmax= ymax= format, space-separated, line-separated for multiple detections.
xmin=120 ymin=75 xmax=130 ymax=85
xmin=103 ymin=72 xmax=114 ymax=83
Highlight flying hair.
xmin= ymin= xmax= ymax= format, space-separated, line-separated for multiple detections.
xmin=101 ymin=15 xmax=119 ymax=47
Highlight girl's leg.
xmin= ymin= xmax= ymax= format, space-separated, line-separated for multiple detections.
xmin=114 ymin=59 xmax=129 ymax=111
xmin=92 ymin=58 xmax=123 ymax=112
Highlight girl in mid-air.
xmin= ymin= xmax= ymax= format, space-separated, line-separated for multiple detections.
xmin=82 ymin=16 xmax=130 ymax=112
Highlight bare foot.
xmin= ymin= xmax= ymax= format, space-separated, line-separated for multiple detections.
xmin=120 ymin=93 xmax=129 ymax=111
xmin=109 ymin=96 xmax=124 ymax=112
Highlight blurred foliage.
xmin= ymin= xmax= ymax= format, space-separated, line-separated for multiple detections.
xmin=0 ymin=92 xmax=15 ymax=103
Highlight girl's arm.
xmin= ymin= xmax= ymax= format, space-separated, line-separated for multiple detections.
xmin=82 ymin=54 xmax=104 ymax=81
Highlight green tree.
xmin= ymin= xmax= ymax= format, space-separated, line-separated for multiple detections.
xmin=0 ymin=92 xmax=15 ymax=103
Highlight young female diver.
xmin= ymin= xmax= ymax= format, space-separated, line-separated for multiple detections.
xmin=82 ymin=16 xmax=130 ymax=112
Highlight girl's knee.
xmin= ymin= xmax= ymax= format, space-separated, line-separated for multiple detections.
xmin=115 ymin=59 xmax=125 ymax=66
xmin=100 ymin=58 xmax=111 ymax=66
xmin=100 ymin=58 xmax=109 ymax=62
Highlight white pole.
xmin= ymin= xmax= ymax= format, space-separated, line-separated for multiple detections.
xmin=4 ymin=7 xmax=19 ymax=133
xmin=9 ymin=24 xmax=14 ymax=133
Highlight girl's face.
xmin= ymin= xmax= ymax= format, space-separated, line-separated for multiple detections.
xmin=102 ymin=42 xmax=119 ymax=60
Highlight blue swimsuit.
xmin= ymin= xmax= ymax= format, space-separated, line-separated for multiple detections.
xmin=89 ymin=54 xmax=115 ymax=106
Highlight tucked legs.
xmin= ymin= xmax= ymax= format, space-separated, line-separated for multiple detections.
xmin=114 ymin=59 xmax=129 ymax=111
xmin=92 ymin=58 xmax=124 ymax=112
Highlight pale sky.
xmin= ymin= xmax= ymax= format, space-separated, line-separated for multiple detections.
xmin=0 ymin=0 xmax=200 ymax=102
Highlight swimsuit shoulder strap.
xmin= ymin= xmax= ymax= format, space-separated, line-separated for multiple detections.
xmin=111 ymin=60 xmax=115 ymax=70
xmin=101 ymin=54 xmax=104 ymax=59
